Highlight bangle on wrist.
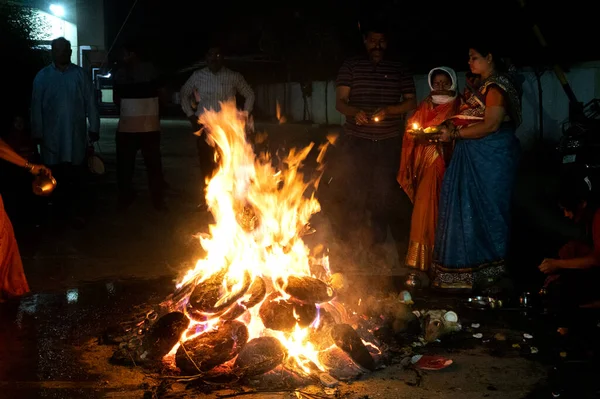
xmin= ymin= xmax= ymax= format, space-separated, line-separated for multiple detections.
xmin=452 ymin=125 xmax=461 ymax=140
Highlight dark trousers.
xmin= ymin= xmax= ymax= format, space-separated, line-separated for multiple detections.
xmin=116 ymin=131 xmax=165 ymax=206
xmin=195 ymin=124 xmax=218 ymax=202
xmin=332 ymin=134 xmax=408 ymax=244
xmin=49 ymin=163 xmax=90 ymax=221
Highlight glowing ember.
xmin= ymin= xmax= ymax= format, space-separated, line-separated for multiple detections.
xmin=168 ymin=100 xmax=341 ymax=375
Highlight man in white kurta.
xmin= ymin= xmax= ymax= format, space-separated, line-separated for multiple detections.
xmin=31 ymin=37 xmax=100 ymax=227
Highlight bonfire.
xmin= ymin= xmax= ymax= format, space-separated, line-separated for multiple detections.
xmin=107 ymin=100 xmax=386 ymax=385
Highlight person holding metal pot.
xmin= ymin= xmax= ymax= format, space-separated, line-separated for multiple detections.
xmin=0 ymin=137 xmax=52 ymax=302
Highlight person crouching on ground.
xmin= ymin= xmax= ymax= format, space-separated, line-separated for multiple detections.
xmin=539 ymin=176 xmax=600 ymax=308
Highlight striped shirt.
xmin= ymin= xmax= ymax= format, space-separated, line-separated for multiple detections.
xmin=180 ymin=67 xmax=255 ymax=118
xmin=114 ymin=61 xmax=161 ymax=133
xmin=336 ymin=56 xmax=416 ymax=139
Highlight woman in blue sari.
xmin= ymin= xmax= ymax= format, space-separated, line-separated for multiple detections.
xmin=428 ymin=45 xmax=522 ymax=292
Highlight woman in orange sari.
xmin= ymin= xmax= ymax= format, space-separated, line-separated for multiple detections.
xmin=398 ymin=67 xmax=461 ymax=280
xmin=0 ymin=136 xmax=51 ymax=302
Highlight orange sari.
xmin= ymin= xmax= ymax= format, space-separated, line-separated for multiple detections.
xmin=0 ymin=195 xmax=29 ymax=301
xmin=398 ymin=97 xmax=460 ymax=271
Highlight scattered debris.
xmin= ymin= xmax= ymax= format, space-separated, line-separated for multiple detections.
xmin=473 ymin=333 xmax=483 ymax=339
xmin=471 ymin=323 xmax=480 ymax=329
xmin=494 ymin=333 xmax=506 ymax=341
xmin=411 ymin=355 xmax=423 ymax=364
xmin=523 ymin=333 xmax=533 ymax=339
xmin=319 ymin=373 xmax=339 ymax=387
xmin=415 ymin=355 xmax=453 ymax=370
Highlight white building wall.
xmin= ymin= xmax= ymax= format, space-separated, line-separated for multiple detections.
xmin=32 ymin=9 xmax=78 ymax=64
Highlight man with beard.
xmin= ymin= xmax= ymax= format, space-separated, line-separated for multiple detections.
xmin=180 ymin=44 xmax=254 ymax=210
xmin=334 ymin=23 xmax=416 ymax=260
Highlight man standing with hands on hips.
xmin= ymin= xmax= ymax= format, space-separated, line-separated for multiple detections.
xmin=334 ymin=22 xmax=416 ymax=255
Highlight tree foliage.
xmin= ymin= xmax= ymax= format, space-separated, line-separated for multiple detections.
xmin=0 ymin=3 xmax=48 ymax=117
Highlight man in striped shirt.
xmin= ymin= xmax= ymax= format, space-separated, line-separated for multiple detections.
xmin=334 ymin=24 xmax=416 ymax=248
xmin=113 ymin=42 xmax=167 ymax=211
xmin=180 ymin=45 xmax=255 ymax=208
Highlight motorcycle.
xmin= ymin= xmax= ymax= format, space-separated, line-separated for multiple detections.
xmin=556 ymin=99 xmax=600 ymax=193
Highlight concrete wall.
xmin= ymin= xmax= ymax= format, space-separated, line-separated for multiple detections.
xmin=76 ymin=0 xmax=105 ymax=50
xmin=254 ymin=63 xmax=600 ymax=149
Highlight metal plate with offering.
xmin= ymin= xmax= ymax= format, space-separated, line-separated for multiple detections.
xmin=465 ymin=296 xmax=503 ymax=310
xmin=407 ymin=123 xmax=441 ymax=139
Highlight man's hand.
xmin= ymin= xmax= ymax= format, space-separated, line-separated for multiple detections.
xmin=29 ymin=163 xmax=52 ymax=177
xmin=372 ymin=107 xmax=387 ymax=122
xmin=539 ymin=258 xmax=561 ymax=274
xmin=89 ymin=131 xmax=100 ymax=142
xmin=355 ymin=110 xmax=369 ymax=126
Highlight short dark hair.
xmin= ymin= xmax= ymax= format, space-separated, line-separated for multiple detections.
xmin=558 ymin=175 xmax=593 ymax=211
xmin=364 ymin=25 xmax=388 ymax=37
xmin=51 ymin=37 xmax=71 ymax=49
xmin=206 ymin=35 xmax=225 ymax=53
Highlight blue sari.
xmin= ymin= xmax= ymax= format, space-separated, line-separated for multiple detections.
xmin=431 ymin=74 xmax=522 ymax=291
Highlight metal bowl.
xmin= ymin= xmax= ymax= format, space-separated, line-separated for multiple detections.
xmin=32 ymin=174 xmax=57 ymax=196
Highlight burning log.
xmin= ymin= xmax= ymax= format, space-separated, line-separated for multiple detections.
xmin=141 ymin=311 xmax=189 ymax=361
xmin=187 ymin=270 xmax=252 ymax=318
xmin=307 ymin=310 xmax=337 ymax=351
xmin=221 ymin=276 xmax=267 ymax=321
xmin=259 ymin=293 xmax=317 ymax=332
xmin=330 ymin=324 xmax=375 ymax=371
xmin=318 ymin=347 xmax=364 ymax=381
xmin=243 ymin=276 xmax=267 ymax=308
xmin=234 ymin=336 xmax=287 ymax=377
xmin=277 ymin=276 xmax=334 ymax=304
xmin=236 ymin=202 xmax=259 ymax=232
xmin=175 ymin=320 xmax=248 ymax=374
xmin=360 ymin=295 xmax=419 ymax=334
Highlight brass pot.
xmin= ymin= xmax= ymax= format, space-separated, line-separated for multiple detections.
xmin=32 ymin=174 xmax=57 ymax=196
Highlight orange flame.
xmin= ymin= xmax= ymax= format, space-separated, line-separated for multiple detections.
xmin=276 ymin=100 xmax=287 ymax=124
xmin=173 ymin=100 xmax=335 ymax=373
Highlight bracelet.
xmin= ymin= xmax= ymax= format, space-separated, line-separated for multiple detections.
xmin=451 ymin=125 xmax=461 ymax=140
xmin=24 ymin=161 xmax=34 ymax=172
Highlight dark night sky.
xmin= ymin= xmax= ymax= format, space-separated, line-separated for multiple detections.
xmin=102 ymin=0 xmax=598 ymax=81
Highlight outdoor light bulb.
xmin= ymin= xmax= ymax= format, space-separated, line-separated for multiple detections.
xmin=373 ymin=117 xmax=380 ymax=122
xmin=49 ymin=4 xmax=65 ymax=17
xmin=412 ymin=123 xmax=419 ymax=130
